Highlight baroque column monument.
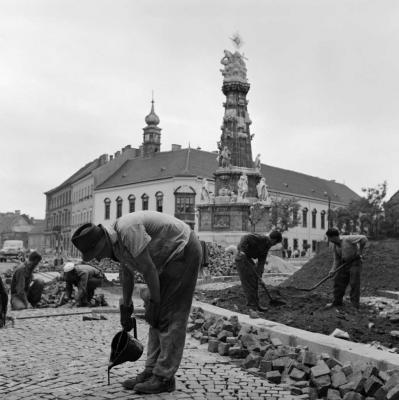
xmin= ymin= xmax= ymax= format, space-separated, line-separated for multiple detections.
xmin=198 ymin=41 xmax=271 ymax=244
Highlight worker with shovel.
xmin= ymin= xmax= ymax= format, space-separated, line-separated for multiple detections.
xmin=325 ymin=228 xmax=368 ymax=309
xmin=71 ymin=211 xmax=202 ymax=395
xmin=235 ymin=231 xmax=283 ymax=311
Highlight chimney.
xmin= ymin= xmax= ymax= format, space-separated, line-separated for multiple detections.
xmin=110 ymin=155 xmax=114 ymax=161
xmin=171 ymin=144 xmax=182 ymax=151
xmin=99 ymin=154 xmax=108 ymax=165
xmin=114 ymin=151 xmax=121 ymax=158
xmin=122 ymin=145 xmax=132 ymax=152
xmin=15 ymin=210 xmax=21 ymax=215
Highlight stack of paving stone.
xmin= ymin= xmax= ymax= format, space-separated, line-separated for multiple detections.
xmin=205 ymin=243 xmax=236 ymax=276
xmin=188 ymin=307 xmax=399 ymax=399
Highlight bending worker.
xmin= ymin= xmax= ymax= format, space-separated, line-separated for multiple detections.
xmin=63 ymin=262 xmax=103 ymax=307
xmin=71 ymin=211 xmax=202 ymax=395
xmin=235 ymin=231 xmax=282 ymax=312
xmin=10 ymin=251 xmax=44 ymax=310
xmin=325 ymin=228 xmax=368 ymax=309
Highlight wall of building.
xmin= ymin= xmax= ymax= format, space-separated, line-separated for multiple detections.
xmin=94 ymin=177 xmax=215 ymax=230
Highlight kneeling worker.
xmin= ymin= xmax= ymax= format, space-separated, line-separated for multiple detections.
xmin=11 ymin=251 xmax=44 ymax=310
xmin=63 ymin=262 xmax=103 ymax=307
xmin=235 ymin=231 xmax=282 ymax=311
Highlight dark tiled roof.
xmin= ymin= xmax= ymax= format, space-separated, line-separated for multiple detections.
xmin=387 ymin=190 xmax=399 ymax=206
xmin=96 ymin=149 xmax=218 ymax=190
xmin=96 ymin=148 xmax=359 ymax=205
xmin=260 ymin=164 xmax=360 ymax=205
xmin=45 ymin=158 xmax=103 ymax=194
xmin=0 ymin=213 xmax=32 ymax=234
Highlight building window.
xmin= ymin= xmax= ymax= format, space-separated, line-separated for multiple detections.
xmin=282 ymin=238 xmax=288 ymax=249
xmin=142 ymin=194 xmax=149 ymax=210
xmin=321 ymin=210 xmax=326 ymax=230
xmin=312 ymin=240 xmax=317 ymax=252
xmin=293 ymin=238 xmax=298 ymax=250
xmin=302 ymin=208 xmax=308 ymax=228
xmin=155 ymin=191 xmax=164 ymax=212
xmin=312 ymin=209 xmax=317 ymax=229
xmin=116 ymin=196 xmax=123 ymax=218
xmin=104 ymin=198 xmax=111 ymax=220
xmin=174 ymin=185 xmax=196 ymax=229
xmin=128 ymin=194 xmax=136 ymax=213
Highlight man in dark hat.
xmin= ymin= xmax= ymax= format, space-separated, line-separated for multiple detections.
xmin=235 ymin=230 xmax=282 ymax=312
xmin=10 ymin=251 xmax=44 ymax=310
xmin=72 ymin=211 xmax=202 ymax=394
xmin=325 ymin=228 xmax=368 ymax=309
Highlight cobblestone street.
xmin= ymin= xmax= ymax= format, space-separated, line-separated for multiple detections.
xmin=0 ymin=309 xmax=295 ymax=400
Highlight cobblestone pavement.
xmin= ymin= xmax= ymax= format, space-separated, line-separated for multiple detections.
xmin=0 ymin=309 xmax=295 ymax=400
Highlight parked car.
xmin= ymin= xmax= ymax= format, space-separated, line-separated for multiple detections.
xmin=0 ymin=240 xmax=26 ymax=262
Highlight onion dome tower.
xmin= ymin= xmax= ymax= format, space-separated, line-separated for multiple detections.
xmin=142 ymin=96 xmax=161 ymax=157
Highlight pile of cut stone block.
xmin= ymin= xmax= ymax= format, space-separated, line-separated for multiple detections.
xmin=188 ymin=307 xmax=399 ymax=399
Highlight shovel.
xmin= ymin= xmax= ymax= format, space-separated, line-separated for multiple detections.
xmin=290 ymin=262 xmax=349 ymax=292
xmin=250 ymin=263 xmax=286 ymax=306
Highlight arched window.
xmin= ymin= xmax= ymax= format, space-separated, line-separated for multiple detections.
xmin=312 ymin=209 xmax=317 ymax=229
xmin=320 ymin=210 xmax=326 ymax=230
xmin=104 ymin=198 xmax=111 ymax=220
xmin=116 ymin=196 xmax=123 ymax=218
xmin=155 ymin=191 xmax=164 ymax=212
xmin=128 ymin=194 xmax=136 ymax=213
xmin=141 ymin=194 xmax=149 ymax=210
xmin=302 ymin=207 xmax=308 ymax=228
xmin=174 ymin=185 xmax=196 ymax=229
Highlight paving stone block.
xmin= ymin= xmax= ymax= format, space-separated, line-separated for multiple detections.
xmin=272 ymin=357 xmax=291 ymax=372
xmin=200 ymin=335 xmax=209 ymax=344
xmin=241 ymin=353 xmax=262 ymax=369
xmin=311 ymin=360 xmax=331 ymax=378
xmin=217 ymin=342 xmax=231 ymax=356
xmin=222 ymin=320 xmax=234 ymax=333
xmin=266 ymin=371 xmax=282 ymax=384
xmin=187 ymin=323 xmax=196 ymax=332
xmin=332 ymin=371 xmax=348 ymax=388
xmin=302 ymin=350 xmax=318 ymax=366
xmin=290 ymin=386 xmax=303 ymax=395
xmin=343 ymin=391 xmax=365 ymax=400
xmin=374 ymin=386 xmax=388 ymax=400
xmin=270 ymin=337 xmax=283 ymax=347
xmin=364 ymin=376 xmax=383 ymax=396
xmin=217 ymin=329 xmax=231 ymax=342
xmin=378 ymin=370 xmax=390 ymax=383
xmin=342 ymin=362 xmax=354 ymax=377
xmin=351 ymin=373 xmax=367 ymax=393
xmin=192 ymin=331 xmax=203 ymax=340
xmin=326 ymin=357 xmax=343 ymax=369
xmin=228 ymin=345 xmax=248 ymax=359
xmin=339 ymin=382 xmax=357 ymax=397
xmin=259 ymin=360 xmax=272 ymax=373
xmin=208 ymin=339 xmax=219 ymax=353
xmin=363 ymin=366 xmax=379 ymax=379
xmin=385 ymin=375 xmax=399 ymax=392
xmin=226 ymin=336 xmax=238 ymax=345
xmin=387 ymin=385 xmax=399 ymax=400
xmin=263 ymin=348 xmax=280 ymax=361
xmin=312 ymin=374 xmax=332 ymax=397
xmin=328 ymin=388 xmax=343 ymax=400
xmin=193 ymin=318 xmax=205 ymax=329
xmin=240 ymin=334 xmax=261 ymax=352
xmin=289 ymin=368 xmax=306 ymax=381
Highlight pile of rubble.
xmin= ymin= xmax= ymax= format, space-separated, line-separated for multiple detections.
xmin=204 ymin=243 xmax=236 ymax=276
xmin=188 ymin=307 xmax=399 ymax=399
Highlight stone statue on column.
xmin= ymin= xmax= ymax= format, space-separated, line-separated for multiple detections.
xmin=237 ymin=173 xmax=248 ymax=200
xmin=254 ymin=153 xmax=261 ymax=170
xmin=200 ymin=178 xmax=211 ymax=202
xmin=256 ymin=177 xmax=271 ymax=205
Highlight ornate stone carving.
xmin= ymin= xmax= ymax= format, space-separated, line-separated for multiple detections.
xmin=254 ymin=153 xmax=261 ymax=170
xmin=200 ymin=178 xmax=211 ymax=203
xmin=256 ymin=177 xmax=271 ymax=205
xmin=237 ymin=173 xmax=248 ymax=200
xmin=220 ymin=50 xmax=248 ymax=83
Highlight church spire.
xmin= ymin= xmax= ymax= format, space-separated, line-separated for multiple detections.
xmin=142 ymin=94 xmax=161 ymax=157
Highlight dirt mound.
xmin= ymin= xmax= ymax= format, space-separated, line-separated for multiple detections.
xmin=280 ymin=239 xmax=399 ymax=296
xmin=195 ymin=284 xmax=399 ymax=350
xmin=266 ymin=255 xmax=300 ymax=274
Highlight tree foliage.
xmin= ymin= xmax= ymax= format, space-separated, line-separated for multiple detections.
xmin=249 ymin=197 xmax=301 ymax=233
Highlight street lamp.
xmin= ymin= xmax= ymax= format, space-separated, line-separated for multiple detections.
xmin=324 ymin=191 xmax=332 ymax=228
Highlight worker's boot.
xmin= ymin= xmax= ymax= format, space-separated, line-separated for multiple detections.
xmin=134 ymin=374 xmax=176 ymax=394
xmin=122 ymin=370 xmax=153 ymax=390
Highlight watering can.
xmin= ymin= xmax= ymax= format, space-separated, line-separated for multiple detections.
xmin=107 ymin=317 xmax=144 ymax=385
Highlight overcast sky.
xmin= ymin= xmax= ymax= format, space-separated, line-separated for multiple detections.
xmin=0 ymin=0 xmax=397 ymax=219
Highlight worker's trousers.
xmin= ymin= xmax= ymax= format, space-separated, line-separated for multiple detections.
xmin=144 ymin=231 xmax=202 ymax=379
xmin=235 ymin=252 xmax=264 ymax=307
xmin=333 ymin=258 xmax=362 ymax=307
xmin=11 ymin=278 xmax=45 ymax=310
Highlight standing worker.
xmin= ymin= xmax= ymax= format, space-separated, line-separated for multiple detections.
xmin=325 ymin=228 xmax=368 ymax=309
xmin=63 ymin=262 xmax=104 ymax=307
xmin=235 ymin=231 xmax=282 ymax=312
xmin=10 ymin=251 xmax=44 ymax=310
xmin=71 ymin=211 xmax=202 ymax=394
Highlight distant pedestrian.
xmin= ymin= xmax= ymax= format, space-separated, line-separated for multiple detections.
xmin=325 ymin=228 xmax=368 ymax=309
xmin=235 ymin=231 xmax=283 ymax=312
xmin=0 ymin=275 xmax=8 ymax=327
xmin=71 ymin=211 xmax=202 ymax=394
xmin=287 ymin=246 xmax=292 ymax=258
xmin=10 ymin=251 xmax=44 ymax=310
xmin=63 ymin=262 xmax=104 ymax=307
